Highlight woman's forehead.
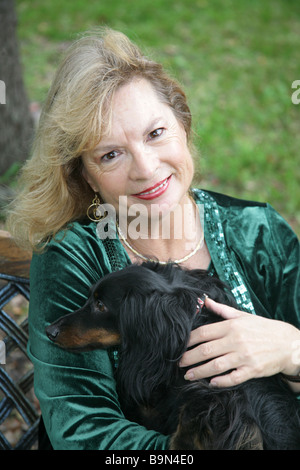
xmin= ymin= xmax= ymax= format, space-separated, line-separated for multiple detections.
xmin=84 ymin=78 xmax=179 ymax=155
xmin=93 ymin=82 xmax=175 ymax=145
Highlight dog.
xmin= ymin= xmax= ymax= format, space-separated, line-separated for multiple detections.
xmin=46 ymin=261 xmax=300 ymax=450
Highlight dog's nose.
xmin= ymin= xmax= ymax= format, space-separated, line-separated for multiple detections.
xmin=46 ymin=324 xmax=60 ymax=342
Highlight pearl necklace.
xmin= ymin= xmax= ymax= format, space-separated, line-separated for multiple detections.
xmin=116 ymin=198 xmax=204 ymax=265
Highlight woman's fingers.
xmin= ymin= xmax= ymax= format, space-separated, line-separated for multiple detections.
xmin=182 ymin=352 xmax=254 ymax=388
xmin=205 ymin=297 xmax=245 ymax=319
xmin=208 ymin=367 xmax=251 ymax=388
xmin=180 ymin=336 xmax=230 ymax=368
xmin=180 ymin=297 xmax=300 ymax=389
xmin=186 ymin=298 xmax=247 ymax=349
xmin=180 ymin=298 xmax=260 ymax=386
xmin=182 ymin=352 xmax=235 ymax=381
xmin=186 ymin=320 xmax=227 ymax=348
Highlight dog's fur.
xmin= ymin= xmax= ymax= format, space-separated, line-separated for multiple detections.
xmin=46 ymin=262 xmax=300 ymax=450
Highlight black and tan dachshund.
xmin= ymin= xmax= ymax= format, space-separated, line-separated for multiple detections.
xmin=46 ymin=262 xmax=300 ymax=450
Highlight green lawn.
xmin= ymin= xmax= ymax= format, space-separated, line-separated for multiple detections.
xmin=15 ymin=0 xmax=300 ymax=234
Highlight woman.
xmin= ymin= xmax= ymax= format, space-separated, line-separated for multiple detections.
xmin=7 ymin=28 xmax=299 ymax=450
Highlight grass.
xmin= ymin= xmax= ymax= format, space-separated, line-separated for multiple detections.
xmin=13 ymin=0 xmax=300 ymax=234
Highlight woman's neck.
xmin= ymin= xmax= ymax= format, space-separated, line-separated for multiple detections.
xmin=118 ymin=193 xmax=211 ymax=269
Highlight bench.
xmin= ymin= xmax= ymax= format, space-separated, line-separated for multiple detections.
xmin=0 ymin=230 xmax=40 ymax=449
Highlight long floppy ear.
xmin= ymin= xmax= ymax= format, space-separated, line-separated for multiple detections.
xmin=116 ymin=290 xmax=195 ymax=405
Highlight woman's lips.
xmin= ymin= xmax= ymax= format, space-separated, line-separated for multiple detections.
xmin=132 ymin=175 xmax=172 ymax=200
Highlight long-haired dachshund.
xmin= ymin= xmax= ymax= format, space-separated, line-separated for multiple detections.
xmin=46 ymin=262 xmax=300 ymax=450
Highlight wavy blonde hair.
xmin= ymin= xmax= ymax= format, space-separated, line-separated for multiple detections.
xmin=7 ymin=28 xmax=192 ymax=251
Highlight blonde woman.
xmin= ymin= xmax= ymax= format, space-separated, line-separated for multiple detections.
xmin=8 ymin=29 xmax=299 ymax=450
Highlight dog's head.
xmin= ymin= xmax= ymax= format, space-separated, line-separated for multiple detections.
xmin=46 ymin=265 xmax=161 ymax=351
xmin=46 ymin=261 xmax=206 ymax=352
xmin=46 ymin=262 xmax=236 ymax=404
xmin=45 ymin=279 xmax=121 ymax=351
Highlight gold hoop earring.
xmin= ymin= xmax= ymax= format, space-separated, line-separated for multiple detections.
xmin=87 ymin=194 xmax=107 ymax=222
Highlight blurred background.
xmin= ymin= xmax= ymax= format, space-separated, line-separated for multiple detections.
xmin=0 ymin=0 xmax=299 ymax=448
xmin=0 ymin=0 xmax=299 ymax=235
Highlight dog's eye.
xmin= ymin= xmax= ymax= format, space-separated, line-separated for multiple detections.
xmin=96 ymin=299 xmax=107 ymax=312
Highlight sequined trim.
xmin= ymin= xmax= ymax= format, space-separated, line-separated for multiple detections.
xmin=191 ymin=189 xmax=256 ymax=314
xmin=108 ymin=348 xmax=119 ymax=370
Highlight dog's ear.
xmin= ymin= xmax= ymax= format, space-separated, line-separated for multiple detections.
xmin=117 ymin=290 xmax=194 ymax=405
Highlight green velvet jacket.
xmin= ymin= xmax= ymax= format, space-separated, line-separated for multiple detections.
xmin=28 ymin=189 xmax=300 ymax=450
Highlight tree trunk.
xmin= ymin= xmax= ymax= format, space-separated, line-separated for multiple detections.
xmin=0 ymin=0 xmax=34 ymax=175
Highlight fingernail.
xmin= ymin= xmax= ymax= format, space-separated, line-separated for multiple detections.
xmin=184 ymin=371 xmax=195 ymax=381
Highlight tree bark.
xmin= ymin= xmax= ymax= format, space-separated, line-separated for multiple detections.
xmin=0 ymin=0 xmax=34 ymax=175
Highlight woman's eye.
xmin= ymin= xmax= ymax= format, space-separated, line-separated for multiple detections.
xmin=148 ymin=128 xmax=164 ymax=140
xmin=101 ymin=150 xmax=119 ymax=161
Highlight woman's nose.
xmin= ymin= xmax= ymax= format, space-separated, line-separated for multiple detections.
xmin=129 ymin=145 xmax=159 ymax=181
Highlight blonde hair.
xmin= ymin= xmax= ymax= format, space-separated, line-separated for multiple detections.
xmin=7 ymin=28 xmax=192 ymax=251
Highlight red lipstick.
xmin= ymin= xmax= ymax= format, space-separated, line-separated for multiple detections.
xmin=132 ymin=175 xmax=172 ymax=200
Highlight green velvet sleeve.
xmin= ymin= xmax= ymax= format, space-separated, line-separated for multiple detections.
xmin=209 ymin=191 xmax=300 ymax=328
xmin=261 ymin=204 xmax=299 ymax=327
xmin=28 ymin=222 xmax=170 ymax=450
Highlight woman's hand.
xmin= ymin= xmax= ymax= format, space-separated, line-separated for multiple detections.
xmin=180 ymin=297 xmax=300 ymax=388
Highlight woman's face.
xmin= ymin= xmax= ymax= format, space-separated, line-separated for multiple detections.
xmin=82 ymin=78 xmax=194 ymax=220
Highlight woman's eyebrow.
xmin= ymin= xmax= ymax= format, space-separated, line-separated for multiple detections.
xmin=92 ymin=144 xmax=116 ymax=155
xmin=92 ymin=117 xmax=165 ymax=155
xmin=144 ymin=117 xmax=164 ymax=136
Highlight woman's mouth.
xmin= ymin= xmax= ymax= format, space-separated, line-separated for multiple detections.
xmin=132 ymin=176 xmax=172 ymax=200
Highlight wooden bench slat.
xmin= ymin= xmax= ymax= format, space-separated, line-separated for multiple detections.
xmin=0 ymin=230 xmax=32 ymax=279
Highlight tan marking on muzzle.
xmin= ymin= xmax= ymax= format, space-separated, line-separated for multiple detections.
xmin=53 ymin=326 xmax=120 ymax=350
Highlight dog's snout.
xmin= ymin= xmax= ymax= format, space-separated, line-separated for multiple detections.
xmin=46 ymin=324 xmax=60 ymax=342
